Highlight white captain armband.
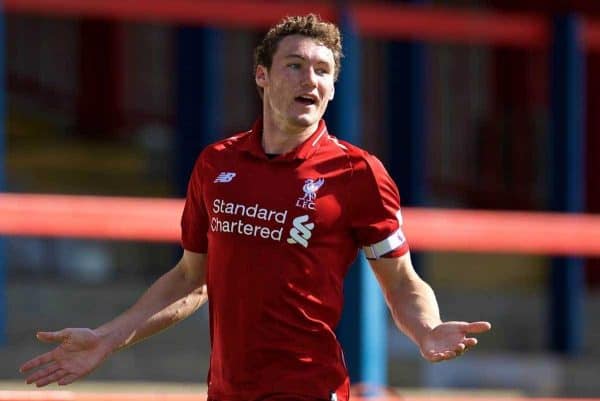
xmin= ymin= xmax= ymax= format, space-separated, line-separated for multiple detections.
xmin=362 ymin=227 xmax=407 ymax=259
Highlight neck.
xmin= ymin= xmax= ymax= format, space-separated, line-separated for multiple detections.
xmin=261 ymin=111 xmax=319 ymax=155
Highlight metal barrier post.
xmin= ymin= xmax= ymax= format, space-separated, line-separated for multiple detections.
xmin=329 ymin=10 xmax=387 ymax=391
xmin=387 ymin=1 xmax=428 ymax=207
xmin=549 ymin=14 xmax=585 ymax=354
xmin=175 ymin=26 xmax=223 ymax=195
xmin=0 ymin=0 xmax=6 ymax=345
xmin=386 ymin=0 xmax=428 ymax=295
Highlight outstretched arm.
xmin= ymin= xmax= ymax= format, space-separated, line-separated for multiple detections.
xmin=95 ymin=250 xmax=208 ymax=351
xmin=19 ymin=250 xmax=208 ymax=386
xmin=369 ymin=252 xmax=491 ymax=362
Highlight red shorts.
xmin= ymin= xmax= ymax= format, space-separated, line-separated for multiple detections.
xmin=254 ymin=395 xmax=329 ymax=401
xmin=208 ymin=395 xmax=330 ymax=401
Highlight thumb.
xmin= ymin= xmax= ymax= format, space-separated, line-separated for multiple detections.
xmin=463 ymin=321 xmax=492 ymax=334
xmin=36 ymin=329 xmax=68 ymax=343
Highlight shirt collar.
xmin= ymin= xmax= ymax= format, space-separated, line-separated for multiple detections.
xmin=240 ymin=119 xmax=329 ymax=161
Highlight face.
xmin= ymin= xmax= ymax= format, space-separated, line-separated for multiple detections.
xmin=256 ymin=35 xmax=336 ymax=132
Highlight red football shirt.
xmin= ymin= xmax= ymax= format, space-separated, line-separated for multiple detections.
xmin=181 ymin=119 xmax=409 ymax=401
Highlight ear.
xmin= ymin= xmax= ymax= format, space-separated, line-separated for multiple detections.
xmin=329 ymin=86 xmax=335 ymax=101
xmin=255 ymin=65 xmax=268 ymax=89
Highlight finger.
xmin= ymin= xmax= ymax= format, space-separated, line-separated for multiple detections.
xmin=35 ymin=369 xmax=68 ymax=387
xmin=425 ymin=351 xmax=445 ymax=362
xmin=58 ymin=373 xmax=79 ymax=386
xmin=464 ymin=321 xmax=492 ymax=333
xmin=463 ymin=337 xmax=478 ymax=347
xmin=454 ymin=343 xmax=466 ymax=354
xmin=19 ymin=351 xmax=55 ymax=373
xmin=36 ymin=330 xmax=67 ymax=344
xmin=442 ymin=350 xmax=456 ymax=359
xmin=424 ymin=349 xmax=437 ymax=359
xmin=25 ymin=363 xmax=61 ymax=384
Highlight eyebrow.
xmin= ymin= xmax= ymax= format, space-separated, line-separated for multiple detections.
xmin=284 ymin=54 xmax=332 ymax=65
xmin=284 ymin=54 xmax=306 ymax=60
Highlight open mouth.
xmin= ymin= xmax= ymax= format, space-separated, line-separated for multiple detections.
xmin=295 ymin=96 xmax=317 ymax=106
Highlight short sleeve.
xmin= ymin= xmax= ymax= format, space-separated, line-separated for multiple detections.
xmin=181 ymin=155 xmax=209 ymax=253
xmin=348 ymin=153 xmax=409 ymax=259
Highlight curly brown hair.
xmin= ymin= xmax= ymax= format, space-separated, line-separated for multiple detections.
xmin=254 ymin=14 xmax=343 ymax=82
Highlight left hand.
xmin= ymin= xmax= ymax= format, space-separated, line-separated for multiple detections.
xmin=19 ymin=328 xmax=111 ymax=387
xmin=419 ymin=321 xmax=491 ymax=362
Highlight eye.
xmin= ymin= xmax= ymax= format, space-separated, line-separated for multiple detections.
xmin=315 ymin=68 xmax=329 ymax=76
xmin=287 ymin=63 xmax=301 ymax=70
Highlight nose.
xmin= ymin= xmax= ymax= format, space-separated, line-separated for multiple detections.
xmin=301 ymin=67 xmax=318 ymax=88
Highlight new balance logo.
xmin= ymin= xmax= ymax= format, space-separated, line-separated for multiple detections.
xmin=214 ymin=172 xmax=236 ymax=183
xmin=287 ymin=215 xmax=314 ymax=248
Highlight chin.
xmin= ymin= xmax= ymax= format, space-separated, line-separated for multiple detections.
xmin=289 ymin=113 xmax=320 ymax=128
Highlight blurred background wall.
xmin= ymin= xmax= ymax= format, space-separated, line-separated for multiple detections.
xmin=1 ymin=0 xmax=600 ymax=397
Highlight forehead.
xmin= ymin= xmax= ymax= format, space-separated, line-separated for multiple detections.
xmin=273 ymin=34 xmax=334 ymax=65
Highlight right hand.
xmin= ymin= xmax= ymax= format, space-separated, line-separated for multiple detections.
xmin=19 ymin=328 xmax=112 ymax=387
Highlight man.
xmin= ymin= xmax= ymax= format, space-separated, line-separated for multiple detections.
xmin=20 ymin=14 xmax=491 ymax=401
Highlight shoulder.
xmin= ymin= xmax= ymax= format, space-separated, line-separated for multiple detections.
xmin=189 ymin=130 xmax=252 ymax=182
xmin=199 ymin=130 xmax=252 ymax=161
xmin=328 ymin=137 xmax=389 ymax=180
xmin=329 ymin=138 xmax=401 ymax=221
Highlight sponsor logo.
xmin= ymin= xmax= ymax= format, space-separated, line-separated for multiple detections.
xmin=212 ymin=199 xmax=287 ymax=223
xmin=209 ymin=199 xmax=318 ymax=248
xmin=210 ymin=198 xmax=287 ymax=241
xmin=296 ymin=178 xmax=324 ymax=210
xmin=287 ymin=215 xmax=314 ymax=248
xmin=214 ymin=172 xmax=236 ymax=183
